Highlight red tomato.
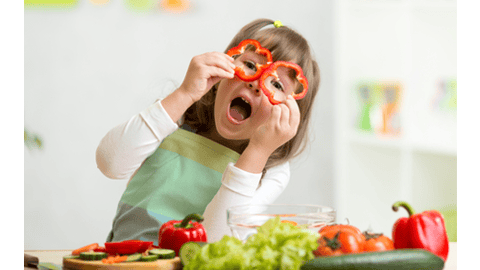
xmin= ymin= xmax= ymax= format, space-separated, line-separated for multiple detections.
xmin=313 ymin=224 xmax=365 ymax=257
xmin=363 ymin=231 xmax=394 ymax=252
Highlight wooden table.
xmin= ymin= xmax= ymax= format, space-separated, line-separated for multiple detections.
xmin=25 ymin=242 xmax=457 ymax=269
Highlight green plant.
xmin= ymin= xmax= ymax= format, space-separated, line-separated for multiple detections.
xmin=24 ymin=128 xmax=43 ymax=150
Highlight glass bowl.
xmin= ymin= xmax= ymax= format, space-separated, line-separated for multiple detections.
xmin=227 ymin=204 xmax=336 ymax=241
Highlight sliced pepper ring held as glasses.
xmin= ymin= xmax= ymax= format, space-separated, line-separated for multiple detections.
xmin=260 ymin=61 xmax=309 ymax=105
xmin=227 ymin=39 xmax=273 ymax=82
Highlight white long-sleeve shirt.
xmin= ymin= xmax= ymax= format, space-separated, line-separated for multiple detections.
xmin=96 ymin=100 xmax=290 ymax=242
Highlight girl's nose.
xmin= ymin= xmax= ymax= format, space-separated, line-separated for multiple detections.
xmin=247 ymin=80 xmax=261 ymax=95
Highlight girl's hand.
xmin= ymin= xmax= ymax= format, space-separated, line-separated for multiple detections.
xmin=178 ymin=52 xmax=236 ymax=103
xmin=250 ymin=95 xmax=301 ymax=156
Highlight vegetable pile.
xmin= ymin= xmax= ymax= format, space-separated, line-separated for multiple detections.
xmin=64 ymin=240 xmax=176 ymax=264
xmin=180 ymin=201 xmax=449 ymax=270
xmin=184 ymin=216 xmax=319 ymax=270
xmin=301 ymin=201 xmax=448 ymax=270
xmin=65 ymin=201 xmax=450 ymax=269
xmin=313 ymin=224 xmax=394 ymax=256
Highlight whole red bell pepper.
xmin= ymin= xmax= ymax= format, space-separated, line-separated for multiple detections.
xmin=392 ymin=201 xmax=449 ymax=261
xmin=158 ymin=213 xmax=207 ymax=256
xmin=227 ymin=39 xmax=273 ymax=82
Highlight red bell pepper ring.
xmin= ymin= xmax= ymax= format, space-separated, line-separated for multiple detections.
xmin=260 ymin=61 xmax=309 ymax=105
xmin=121 ymin=240 xmax=153 ymax=253
xmin=227 ymin=39 xmax=273 ymax=82
xmin=93 ymin=246 xmax=107 ymax=253
xmin=158 ymin=213 xmax=207 ymax=256
xmin=392 ymin=201 xmax=449 ymax=261
xmin=104 ymin=240 xmax=153 ymax=255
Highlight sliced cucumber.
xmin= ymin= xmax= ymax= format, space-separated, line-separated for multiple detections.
xmin=125 ymin=253 xmax=142 ymax=262
xmin=79 ymin=251 xmax=107 ymax=261
xmin=179 ymin=241 xmax=208 ymax=266
xmin=140 ymin=254 xmax=159 ymax=261
xmin=63 ymin=255 xmax=80 ymax=260
xmin=148 ymin=249 xmax=176 ymax=259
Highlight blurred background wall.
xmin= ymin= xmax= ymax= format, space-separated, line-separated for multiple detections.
xmin=24 ymin=0 xmax=456 ymax=250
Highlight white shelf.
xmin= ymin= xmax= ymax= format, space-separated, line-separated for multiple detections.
xmin=348 ymin=130 xmax=456 ymax=156
xmin=334 ymin=0 xmax=457 ymax=238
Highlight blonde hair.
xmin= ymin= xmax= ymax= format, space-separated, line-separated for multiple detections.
xmin=183 ymin=18 xmax=321 ymax=172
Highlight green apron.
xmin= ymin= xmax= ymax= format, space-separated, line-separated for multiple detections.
xmin=106 ymin=128 xmax=240 ymax=244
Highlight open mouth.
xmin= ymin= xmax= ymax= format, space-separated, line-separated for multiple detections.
xmin=229 ymin=97 xmax=252 ymax=122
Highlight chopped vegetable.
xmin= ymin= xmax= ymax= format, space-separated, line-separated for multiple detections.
xmin=79 ymin=251 xmax=107 ymax=261
xmin=121 ymin=240 xmax=153 ymax=253
xmin=141 ymin=254 xmax=159 ymax=261
xmin=125 ymin=253 xmax=142 ymax=262
xmin=260 ymin=61 xmax=309 ymax=105
xmin=104 ymin=240 xmax=153 ymax=255
xmin=184 ymin=216 xmax=319 ymax=270
xmin=392 ymin=201 xmax=449 ymax=261
xmin=227 ymin=39 xmax=273 ymax=82
xmin=101 ymin=254 xmax=128 ymax=264
xmin=148 ymin=248 xmax=176 ymax=259
xmin=71 ymin=243 xmax=99 ymax=255
xmin=93 ymin=246 xmax=107 ymax=253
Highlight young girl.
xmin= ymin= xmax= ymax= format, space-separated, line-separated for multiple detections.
xmin=96 ymin=18 xmax=320 ymax=244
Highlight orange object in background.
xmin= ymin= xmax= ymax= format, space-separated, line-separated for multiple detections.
xmin=281 ymin=220 xmax=298 ymax=226
xmin=161 ymin=0 xmax=189 ymax=13
xmin=379 ymin=82 xmax=401 ymax=135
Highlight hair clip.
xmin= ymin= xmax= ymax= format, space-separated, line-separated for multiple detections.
xmin=273 ymin=20 xmax=283 ymax=28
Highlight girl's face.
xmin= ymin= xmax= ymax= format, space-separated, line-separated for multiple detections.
xmin=214 ymin=51 xmax=274 ymax=141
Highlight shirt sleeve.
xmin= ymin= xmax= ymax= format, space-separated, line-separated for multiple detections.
xmin=202 ymin=161 xmax=290 ymax=242
xmin=96 ymin=100 xmax=178 ymax=180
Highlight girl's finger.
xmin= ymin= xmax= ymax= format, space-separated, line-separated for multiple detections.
xmin=205 ymin=66 xmax=235 ymax=79
xmin=285 ymin=95 xmax=300 ymax=128
xmin=278 ymin=103 xmax=290 ymax=128
xmin=203 ymin=52 xmax=236 ymax=71
xmin=270 ymin=105 xmax=282 ymax=126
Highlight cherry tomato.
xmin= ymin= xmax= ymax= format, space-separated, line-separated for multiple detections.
xmin=363 ymin=231 xmax=394 ymax=252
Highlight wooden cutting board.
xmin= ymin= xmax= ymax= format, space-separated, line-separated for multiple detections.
xmin=63 ymin=257 xmax=182 ymax=270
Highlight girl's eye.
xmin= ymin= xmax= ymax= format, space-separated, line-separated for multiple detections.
xmin=271 ymin=80 xmax=284 ymax=92
xmin=244 ymin=61 xmax=257 ymax=72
